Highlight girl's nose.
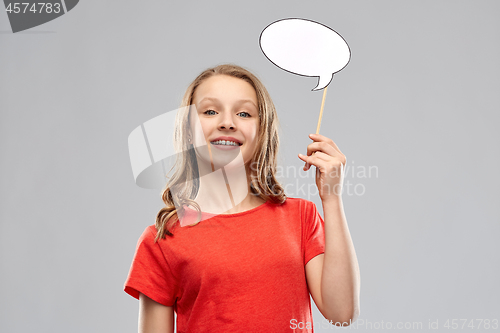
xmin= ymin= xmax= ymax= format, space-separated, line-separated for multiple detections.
xmin=218 ymin=114 xmax=236 ymax=130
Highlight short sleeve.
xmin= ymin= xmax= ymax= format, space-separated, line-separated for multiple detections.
xmin=123 ymin=226 xmax=178 ymax=306
xmin=303 ymin=200 xmax=326 ymax=265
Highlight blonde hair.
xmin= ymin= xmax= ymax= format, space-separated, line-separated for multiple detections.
xmin=154 ymin=64 xmax=287 ymax=241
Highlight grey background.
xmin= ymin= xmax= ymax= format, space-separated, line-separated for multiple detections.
xmin=1 ymin=0 xmax=499 ymax=332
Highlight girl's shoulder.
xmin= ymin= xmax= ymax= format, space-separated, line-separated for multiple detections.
xmin=276 ymin=196 xmax=315 ymax=207
xmin=269 ymin=196 xmax=318 ymax=214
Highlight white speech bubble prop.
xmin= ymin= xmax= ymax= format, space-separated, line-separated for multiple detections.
xmin=260 ymin=18 xmax=351 ymax=91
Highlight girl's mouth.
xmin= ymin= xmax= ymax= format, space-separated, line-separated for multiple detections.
xmin=210 ymin=140 xmax=242 ymax=150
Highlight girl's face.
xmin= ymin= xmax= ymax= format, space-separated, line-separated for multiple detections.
xmin=190 ymin=75 xmax=260 ymax=168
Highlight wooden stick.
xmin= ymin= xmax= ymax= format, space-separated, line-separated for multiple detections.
xmin=310 ymin=86 xmax=328 ymax=161
xmin=316 ymin=86 xmax=328 ymax=135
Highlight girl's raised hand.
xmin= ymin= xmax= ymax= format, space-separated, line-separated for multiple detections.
xmin=298 ymin=133 xmax=346 ymax=202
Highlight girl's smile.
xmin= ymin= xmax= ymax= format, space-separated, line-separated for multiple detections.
xmin=210 ymin=135 xmax=243 ymax=149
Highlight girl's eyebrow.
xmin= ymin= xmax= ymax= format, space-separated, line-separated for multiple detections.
xmin=199 ymin=97 xmax=258 ymax=110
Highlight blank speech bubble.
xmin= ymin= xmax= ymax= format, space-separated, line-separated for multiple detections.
xmin=260 ymin=18 xmax=351 ymax=91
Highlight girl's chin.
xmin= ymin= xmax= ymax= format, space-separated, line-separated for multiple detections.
xmin=196 ymin=157 xmax=246 ymax=169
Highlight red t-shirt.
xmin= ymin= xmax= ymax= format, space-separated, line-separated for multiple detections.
xmin=124 ymin=197 xmax=325 ymax=332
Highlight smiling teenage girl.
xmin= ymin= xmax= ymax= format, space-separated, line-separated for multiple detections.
xmin=124 ymin=64 xmax=360 ymax=332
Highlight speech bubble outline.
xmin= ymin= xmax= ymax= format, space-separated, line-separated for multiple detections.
xmin=260 ymin=18 xmax=351 ymax=91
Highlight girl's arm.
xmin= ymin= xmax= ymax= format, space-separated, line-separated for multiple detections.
xmin=306 ymin=198 xmax=360 ymax=326
xmin=299 ymin=133 xmax=361 ymax=326
xmin=323 ymin=197 xmax=360 ymax=325
xmin=139 ymin=293 xmax=174 ymax=333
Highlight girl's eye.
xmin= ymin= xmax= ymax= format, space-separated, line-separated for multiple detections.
xmin=203 ymin=110 xmax=251 ymax=118
xmin=204 ymin=109 xmax=217 ymax=115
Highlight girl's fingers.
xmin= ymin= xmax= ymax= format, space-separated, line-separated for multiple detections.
xmin=309 ymin=151 xmax=331 ymax=161
xmin=298 ymin=152 xmax=328 ymax=171
xmin=309 ymin=133 xmax=343 ymax=155
xmin=306 ymin=141 xmax=342 ymax=160
xmin=299 ymin=150 xmax=346 ymax=172
xmin=302 ymin=134 xmax=346 ymax=171
xmin=299 ymin=153 xmax=313 ymax=171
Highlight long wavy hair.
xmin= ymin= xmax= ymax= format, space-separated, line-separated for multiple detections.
xmin=154 ymin=64 xmax=287 ymax=242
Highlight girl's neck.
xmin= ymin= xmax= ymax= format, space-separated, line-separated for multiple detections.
xmin=192 ymin=158 xmax=263 ymax=215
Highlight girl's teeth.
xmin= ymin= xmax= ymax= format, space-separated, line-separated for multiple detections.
xmin=212 ymin=140 xmax=239 ymax=146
